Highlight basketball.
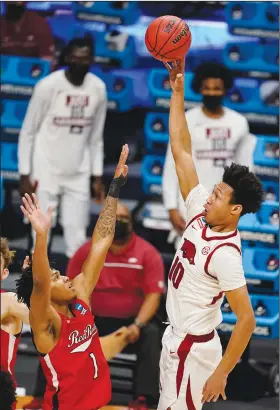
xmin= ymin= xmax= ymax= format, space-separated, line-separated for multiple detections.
xmin=145 ymin=15 xmax=192 ymax=62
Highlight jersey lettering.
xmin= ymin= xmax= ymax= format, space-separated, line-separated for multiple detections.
xmin=168 ymin=256 xmax=185 ymax=289
xmin=89 ymin=352 xmax=98 ymax=379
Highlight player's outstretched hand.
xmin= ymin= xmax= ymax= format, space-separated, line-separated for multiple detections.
xmin=114 ymin=144 xmax=129 ymax=183
xmin=22 ymin=255 xmax=30 ymax=271
xmin=202 ymin=369 xmax=227 ymax=403
xmin=163 ymin=58 xmax=185 ymax=93
xmin=20 ymin=193 xmax=52 ymax=235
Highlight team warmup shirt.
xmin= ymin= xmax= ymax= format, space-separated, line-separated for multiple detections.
xmin=18 ymin=69 xmax=107 ymax=180
xmin=163 ymin=106 xmax=256 ymax=214
xmin=166 ymin=184 xmax=246 ymax=335
xmin=40 ymin=298 xmax=111 ymax=410
xmin=67 ymin=233 xmax=165 ymax=318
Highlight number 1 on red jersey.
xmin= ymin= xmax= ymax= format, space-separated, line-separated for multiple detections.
xmin=89 ymin=352 xmax=98 ymax=379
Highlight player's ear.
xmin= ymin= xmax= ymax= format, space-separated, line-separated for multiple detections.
xmin=231 ymin=204 xmax=242 ymax=216
xmin=1 ymin=268 xmax=9 ymax=280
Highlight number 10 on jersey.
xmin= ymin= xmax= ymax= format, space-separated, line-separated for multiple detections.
xmin=168 ymin=256 xmax=184 ymax=289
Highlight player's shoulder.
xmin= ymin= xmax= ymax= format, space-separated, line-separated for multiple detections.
xmin=86 ymin=73 xmax=106 ymax=93
xmin=34 ymin=69 xmax=62 ymax=91
xmin=25 ymin=9 xmax=48 ymax=23
xmin=185 ymin=105 xmax=201 ymax=119
xmin=223 ymin=107 xmax=248 ymax=126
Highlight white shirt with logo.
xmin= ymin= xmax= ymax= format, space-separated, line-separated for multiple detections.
xmin=18 ymin=69 xmax=107 ymax=179
xmin=166 ymin=184 xmax=246 ymax=336
xmin=163 ymin=106 xmax=256 ymax=216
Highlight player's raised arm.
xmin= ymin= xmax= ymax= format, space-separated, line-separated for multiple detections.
xmin=164 ymin=59 xmax=199 ymax=201
xmin=72 ymin=145 xmax=129 ymax=303
xmin=20 ymin=194 xmax=59 ymax=335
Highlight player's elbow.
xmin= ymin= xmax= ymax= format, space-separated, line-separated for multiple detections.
xmin=238 ymin=311 xmax=256 ymax=333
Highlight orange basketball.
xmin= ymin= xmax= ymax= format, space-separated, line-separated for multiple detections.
xmin=145 ymin=15 xmax=192 ymax=62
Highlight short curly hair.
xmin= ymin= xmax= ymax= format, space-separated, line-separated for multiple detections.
xmin=1 ymin=238 xmax=16 ymax=269
xmin=0 ymin=370 xmax=16 ymax=410
xmin=192 ymin=62 xmax=234 ymax=93
xmin=223 ymin=163 xmax=264 ymax=216
xmin=15 ymin=262 xmax=34 ymax=309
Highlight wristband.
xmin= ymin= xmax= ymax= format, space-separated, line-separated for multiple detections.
xmin=108 ymin=174 xmax=127 ymax=198
xmin=134 ymin=320 xmax=146 ymax=329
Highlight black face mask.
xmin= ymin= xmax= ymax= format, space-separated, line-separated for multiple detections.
xmin=67 ymin=63 xmax=90 ymax=83
xmin=203 ymin=95 xmax=223 ymax=111
xmin=6 ymin=4 xmax=25 ymax=20
xmin=114 ymin=220 xmax=131 ymax=242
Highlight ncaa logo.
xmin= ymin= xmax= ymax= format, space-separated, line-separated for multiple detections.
xmin=202 ymin=246 xmax=210 ymax=255
xmin=75 ymin=303 xmax=88 ymax=315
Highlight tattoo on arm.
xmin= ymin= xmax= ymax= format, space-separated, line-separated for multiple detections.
xmin=95 ymin=196 xmax=118 ymax=238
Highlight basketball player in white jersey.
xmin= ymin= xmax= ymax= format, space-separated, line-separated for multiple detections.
xmin=163 ymin=62 xmax=256 ymax=248
xmin=158 ymin=59 xmax=263 ymax=410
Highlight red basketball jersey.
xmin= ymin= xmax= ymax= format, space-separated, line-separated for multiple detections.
xmin=39 ymin=298 xmax=111 ymax=410
xmin=0 ymin=289 xmax=21 ymax=377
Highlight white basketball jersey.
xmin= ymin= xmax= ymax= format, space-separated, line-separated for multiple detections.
xmin=166 ymin=184 xmax=246 ymax=335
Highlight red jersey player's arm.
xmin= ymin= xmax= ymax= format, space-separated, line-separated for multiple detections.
xmin=30 ymin=234 xmax=61 ymax=344
xmin=72 ymin=145 xmax=129 ymax=305
xmin=5 ymin=292 xmax=30 ymax=324
xmin=165 ymin=59 xmax=199 ymax=201
xmin=20 ymin=194 xmax=61 ymax=352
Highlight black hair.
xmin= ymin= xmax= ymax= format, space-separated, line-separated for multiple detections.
xmin=223 ymin=163 xmax=264 ymax=216
xmin=0 ymin=370 xmax=16 ymax=410
xmin=15 ymin=262 xmax=34 ymax=309
xmin=59 ymin=34 xmax=94 ymax=66
xmin=192 ymin=62 xmax=234 ymax=93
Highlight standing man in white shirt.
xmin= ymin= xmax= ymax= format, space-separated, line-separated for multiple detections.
xmin=162 ymin=62 xmax=256 ymax=247
xmin=18 ymin=36 xmax=107 ymax=258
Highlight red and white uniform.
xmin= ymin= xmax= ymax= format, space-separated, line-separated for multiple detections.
xmin=158 ymin=184 xmax=246 ymax=410
xmin=0 ymin=289 xmax=21 ymax=377
xmin=40 ymin=298 xmax=111 ymax=410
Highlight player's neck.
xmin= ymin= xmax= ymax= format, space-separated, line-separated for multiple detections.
xmin=52 ymin=302 xmax=73 ymax=318
xmin=202 ymin=105 xmax=224 ymax=119
xmin=209 ymin=221 xmax=237 ymax=233
xmin=64 ymin=70 xmax=85 ymax=87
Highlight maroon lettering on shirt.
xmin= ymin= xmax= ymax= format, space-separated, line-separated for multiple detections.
xmin=206 ymin=128 xmax=231 ymax=140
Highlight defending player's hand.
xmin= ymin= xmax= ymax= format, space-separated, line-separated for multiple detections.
xmin=114 ymin=144 xmax=129 ymax=183
xmin=22 ymin=255 xmax=30 ymax=271
xmin=20 ymin=193 xmax=53 ymax=235
xmin=163 ymin=58 xmax=185 ymax=93
xmin=201 ymin=369 xmax=227 ymax=403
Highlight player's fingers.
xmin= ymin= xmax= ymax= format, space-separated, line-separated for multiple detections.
xmin=32 ymin=193 xmax=40 ymax=209
xmin=24 ymin=193 xmax=35 ymax=210
xmin=22 ymin=197 xmax=33 ymax=214
xmin=221 ymin=391 xmax=227 ymax=400
xmin=20 ymin=205 xmax=30 ymax=219
xmin=163 ymin=61 xmax=171 ymax=71
xmin=207 ymin=394 xmax=216 ymax=402
xmin=212 ymin=394 xmax=220 ymax=402
xmin=47 ymin=206 xmax=53 ymax=218
xmin=122 ymin=165 xmax=128 ymax=177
